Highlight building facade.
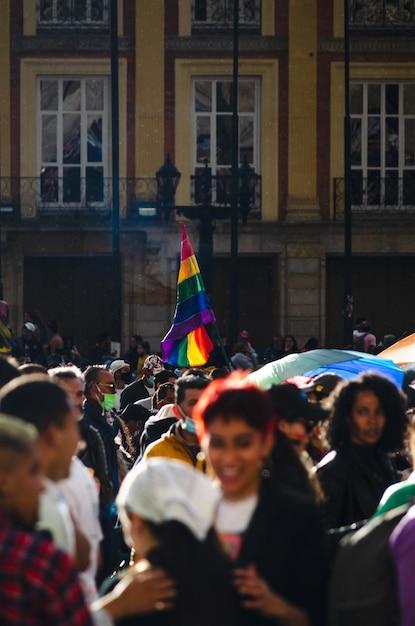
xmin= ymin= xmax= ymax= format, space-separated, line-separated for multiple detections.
xmin=1 ymin=0 xmax=415 ymax=356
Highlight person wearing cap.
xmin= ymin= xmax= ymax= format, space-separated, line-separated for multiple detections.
xmin=111 ymin=458 xmax=238 ymax=626
xmin=120 ymin=355 xmax=164 ymax=411
xmin=143 ymin=375 xmax=210 ymax=471
xmin=268 ymin=384 xmax=327 ymax=504
xmin=13 ymin=322 xmax=46 ymax=366
xmin=109 ymin=360 xmax=131 ymax=412
xmin=193 ymin=375 xmax=327 ymax=626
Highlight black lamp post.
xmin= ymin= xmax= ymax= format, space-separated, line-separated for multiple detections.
xmin=110 ymin=0 xmax=121 ymax=345
xmin=343 ymin=0 xmax=353 ymax=347
xmin=156 ymin=154 xmax=181 ymax=222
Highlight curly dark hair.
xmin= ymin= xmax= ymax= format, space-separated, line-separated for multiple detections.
xmin=327 ymin=373 xmax=407 ymax=452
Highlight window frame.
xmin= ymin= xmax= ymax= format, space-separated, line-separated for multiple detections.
xmin=37 ymin=76 xmax=109 ymax=209
xmin=350 ymin=80 xmax=415 ymax=207
xmin=191 ymin=0 xmax=261 ymax=30
xmin=37 ymin=0 xmax=109 ymax=29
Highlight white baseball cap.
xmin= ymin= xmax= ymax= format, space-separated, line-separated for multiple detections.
xmin=109 ymin=359 xmax=130 ymax=375
xmin=116 ymin=458 xmax=220 ymax=541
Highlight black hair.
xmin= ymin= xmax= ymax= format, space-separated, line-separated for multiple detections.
xmin=156 ymin=382 xmax=175 ymax=402
xmin=154 ymin=369 xmax=176 ymax=387
xmin=120 ymin=403 xmax=151 ymax=423
xmin=284 ymin=334 xmax=299 ymax=353
xmin=210 ymin=367 xmax=229 ymax=380
xmin=328 ymin=373 xmax=407 ymax=452
xmin=84 ymin=365 xmax=107 ymax=396
xmin=147 ymin=520 xmax=238 ymax=626
xmin=175 ymin=375 xmax=210 ymax=405
xmin=0 ymin=376 xmax=72 ymax=434
xmin=0 ymin=357 xmax=21 ymax=389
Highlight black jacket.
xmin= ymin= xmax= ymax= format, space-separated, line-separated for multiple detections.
xmin=316 ymin=444 xmax=398 ymax=530
xmin=135 ymin=415 xmax=178 ymax=465
xmin=120 ymin=378 xmax=149 ymax=410
xmin=237 ymin=477 xmax=328 ymax=626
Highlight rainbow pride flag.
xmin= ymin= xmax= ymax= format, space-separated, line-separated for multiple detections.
xmin=161 ymin=224 xmax=215 ymax=367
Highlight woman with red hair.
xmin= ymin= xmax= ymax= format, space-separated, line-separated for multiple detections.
xmin=194 ymin=375 xmax=328 ymax=626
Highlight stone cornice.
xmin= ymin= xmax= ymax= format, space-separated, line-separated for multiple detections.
xmin=166 ymin=35 xmax=286 ymax=54
xmin=320 ymin=36 xmax=415 ymax=54
xmin=12 ymin=34 xmax=133 ymax=53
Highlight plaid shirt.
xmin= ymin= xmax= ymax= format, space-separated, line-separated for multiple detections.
xmin=0 ymin=510 xmax=94 ymax=626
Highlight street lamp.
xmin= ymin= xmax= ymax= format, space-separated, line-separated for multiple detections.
xmin=156 ymin=154 xmax=181 ymax=222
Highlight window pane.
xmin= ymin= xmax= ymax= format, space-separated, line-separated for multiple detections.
xmin=91 ymin=0 xmax=105 ymax=21
xmin=351 ymin=170 xmax=363 ymax=205
xmin=86 ymin=79 xmax=104 ymax=110
xmin=194 ymin=0 xmax=208 ymax=21
xmin=385 ymin=170 xmax=399 ymax=205
xmin=195 ymin=81 xmax=212 ymax=112
xmin=238 ymin=81 xmax=255 ymax=112
xmin=63 ymin=167 xmax=81 ymax=202
xmin=217 ymin=82 xmax=232 ymax=112
xmin=385 ymin=117 xmax=399 ymax=167
xmin=40 ymin=80 xmax=58 ymax=110
xmin=386 ymin=84 xmax=399 ymax=114
xmin=42 ymin=115 xmax=57 ymax=162
xmin=405 ymin=118 xmax=415 ymax=166
xmin=196 ymin=117 xmax=211 ymax=162
xmin=63 ymin=80 xmax=81 ymax=111
xmin=350 ymin=84 xmax=363 ymax=115
xmin=239 ymin=117 xmax=253 ymax=164
xmin=87 ymin=115 xmax=103 ymax=162
xmin=40 ymin=167 xmax=59 ymax=202
xmin=73 ymin=0 xmax=87 ymax=21
xmin=351 ymin=118 xmax=362 ymax=166
xmin=404 ymin=84 xmax=415 ymax=114
xmin=367 ymin=170 xmax=381 ymax=205
xmin=367 ymin=117 xmax=381 ymax=167
xmin=368 ymin=84 xmax=381 ymax=114
xmin=63 ymin=114 xmax=81 ymax=164
xmin=86 ymin=166 xmax=104 ymax=202
xmin=403 ymin=171 xmax=415 ymax=205
xmin=216 ymin=115 xmax=232 ymax=164
xmin=39 ymin=0 xmax=53 ymax=21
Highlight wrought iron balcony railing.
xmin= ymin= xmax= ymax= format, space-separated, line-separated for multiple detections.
xmin=192 ymin=0 xmax=261 ymax=30
xmin=333 ymin=176 xmax=415 ymax=219
xmin=37 ymin=0 xmax=109 ymax=29
xmin=350 ymin=0 xmax=415 ymax=29
xmin=0 ymin=177 xmax=158 ymax=219
xmin=188 ymin=166 xmax=261 ymax=221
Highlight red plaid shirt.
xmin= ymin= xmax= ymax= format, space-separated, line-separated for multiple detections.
xmin=0 ymin=511 xmax=94 ymax=626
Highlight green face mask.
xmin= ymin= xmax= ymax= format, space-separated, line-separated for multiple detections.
xmin=100 ymin=393 xmax=117 ymax=411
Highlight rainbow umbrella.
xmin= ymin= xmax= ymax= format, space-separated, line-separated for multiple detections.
xmin=378 ymin=333 xmax=415 ymax=367
xmin=247 ymin=349 xmax=404 ymax=390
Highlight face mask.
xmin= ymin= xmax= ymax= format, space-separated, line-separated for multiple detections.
xmin=184 ymin=417 xmax=197 ymax=434
xmin=146 ymin=375 xmax=155 ymax=387
xmin=100 ymin=393 xmax=117 ymax=411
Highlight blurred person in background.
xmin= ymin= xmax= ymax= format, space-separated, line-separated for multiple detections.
xmin=316 ymin=373 xmax=406 ymax=529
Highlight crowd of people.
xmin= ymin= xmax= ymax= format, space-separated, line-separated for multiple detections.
xmin=1 ymin=305 xmax=415 ymax=625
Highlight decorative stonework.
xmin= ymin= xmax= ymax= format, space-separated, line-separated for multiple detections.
xmin=166 ymin=35 xmax=286 ymax=53
xmin=320 ymin=37 xmax=415 ymax=53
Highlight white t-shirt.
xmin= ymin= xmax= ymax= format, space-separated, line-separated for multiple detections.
xmin=37 ymin=479 xmax=75 ymax=556
xmin=60 ymin=457 xmax=103 ymax=603
xmin=215 ymin=494 xmax=258 ymax=560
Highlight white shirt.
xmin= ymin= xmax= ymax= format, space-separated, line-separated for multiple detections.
xmin=37 ymin=479 xmax=75 ymax=556
xmin=215 ymin=494 xmax=258 ymax=560
xmin=60 ymin=457 xmax=103 ymax=603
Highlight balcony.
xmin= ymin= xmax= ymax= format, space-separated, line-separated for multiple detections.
xmin=0 ymin=177 xmax=158 ymax=221
xmin=192 ymin=0 xmax=261 ymax=31
xmin=350 ymin=0 xmax=415 ymax=30
xmin=37 ymin=0 xmax=109 ymax=30
xmin=333 ymin=176 xmax=415 ymax=219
